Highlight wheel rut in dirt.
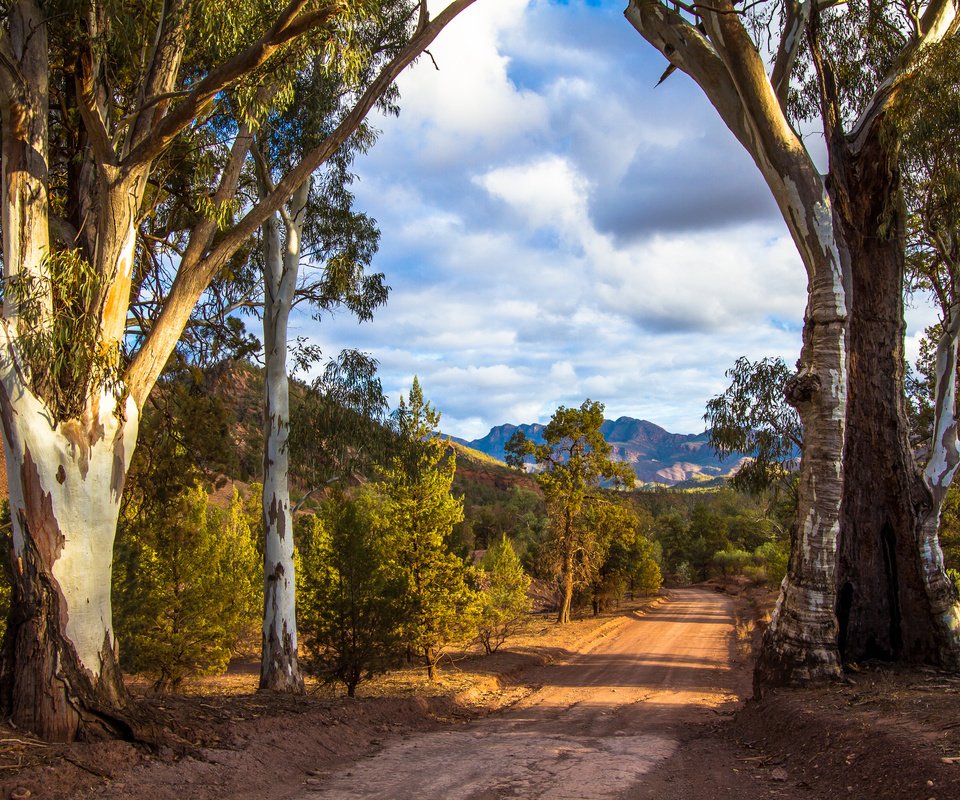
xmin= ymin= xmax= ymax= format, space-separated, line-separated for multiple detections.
xmin=297 ymin=588 xmax=743 ymax=799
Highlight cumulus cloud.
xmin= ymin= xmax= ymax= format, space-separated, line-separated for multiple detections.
xmin=294 ymin=0 xmax=936 ymax=442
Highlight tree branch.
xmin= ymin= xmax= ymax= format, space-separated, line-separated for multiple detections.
xmin=848 ymin=0 xmax=959 ymax=150
xmin=771 ymin=0 xmax=812 ymax=113
xmin=75 ymin=46 xmax=117 ymax=168
xmin=625 ymin=1 xmax=754 ymax=153
xmin=124 ymin=2 xmax=336 ymax=168
xmin=125 ymin=0 xmax=479 ymax=407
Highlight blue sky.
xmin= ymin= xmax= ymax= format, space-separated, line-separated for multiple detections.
xmin=295 ymin=0 xmax=936 ymax=440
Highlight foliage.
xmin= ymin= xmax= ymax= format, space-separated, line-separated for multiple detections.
xmin=113 ymin=485 xmax=261 ymax=692
xmin=589 ymin=502 xmax=661 ymax=611
xmin=297 ymin=491 xmax=403 ymax=696
xmin=705 ymin=356 xmax=801 ymax=495
xmin=711 ymin=548 xmax=753 ymax=577
xmin=506 ymin=399 xmax=635 ymax=623
xmin=290 ymin=348 xmax=392 ymax=497
xmin=454 ymin=475 xmax=547 ymax=562
xmin=378 ymin=378 xmax=481 ymax=678
xmin=754 ymin=540 xmax=790 ymax=586
xmin=477 ymin=535 xmax=531 ymax=655
xmin=638 ymin=487 xmax=790 ymax=585
xmin=1 ymin=250 xmax=121 ymax=422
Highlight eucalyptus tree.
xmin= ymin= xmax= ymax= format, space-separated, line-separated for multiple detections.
xmin=251 ymin=58 xmax=390 ymax=693
xmin=626 ymin=0 xmax=960 ymax=685
xmin=0 ymin=0 xmax=479 ymax=741
xmin=506 ymin=400 xmax=635 ymax=624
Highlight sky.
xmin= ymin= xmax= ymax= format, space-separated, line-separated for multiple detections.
xmin=296 ymin=0 xmax=938 ymax=441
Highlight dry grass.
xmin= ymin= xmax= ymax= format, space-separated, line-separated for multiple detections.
xmin=134 ymin=596 xmax=665 ymax=705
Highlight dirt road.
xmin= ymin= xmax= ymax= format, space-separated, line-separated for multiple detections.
xmin=299 ymin=588 xmax=745 ymax=799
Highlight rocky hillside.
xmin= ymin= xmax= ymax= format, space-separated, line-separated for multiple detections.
xmin=451 ymin=417 xmax=747 ymax=486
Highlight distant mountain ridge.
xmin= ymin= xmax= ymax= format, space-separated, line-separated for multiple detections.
xmin=449 ymin=417 xmax=747 ymax=486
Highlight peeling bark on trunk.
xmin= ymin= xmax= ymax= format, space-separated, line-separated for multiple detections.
xmin=0 ymin=328 xmax=139 ymax=740
xmin=753 ymin=214 xmax=848 ymax=687
xmin=258 ymin=185 xmax=308 ymax=695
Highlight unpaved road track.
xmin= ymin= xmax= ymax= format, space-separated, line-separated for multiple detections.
xmin=299 ymin=588 xmax=744 ymax=799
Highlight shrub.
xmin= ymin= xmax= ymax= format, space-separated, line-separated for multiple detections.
xmin=298 ymin=492 xmax=404 ymax=697
xmin=114 ymin=485 xmax=260 ymax=691
xmin=478 ymin=535 xmax=531 ymax=654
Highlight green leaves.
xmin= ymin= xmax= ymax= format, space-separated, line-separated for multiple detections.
xmin=378 ymin=378 xmax=480 ymax=676
xmin=705 ymin=356 xmax=800 ymax=496
xmin=2 ymin=249 xmax=121 ymax=422
xmin=297 ymin=489 xmax=404 ymax=696
xmin=113 ymin=484 xmax=261 ymax=692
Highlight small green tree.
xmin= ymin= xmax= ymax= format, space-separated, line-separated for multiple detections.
xmin=113 ymin=485 xmax=260 ymax=692
xmin=380 ymin=378 xmax=480 ymax=679
xmin=297 ymin=491 xmax=403 ymax=697
xmin=506 ymin=400 xmax=635 ymax=623
xmin=478 ymin=536 xmax=531 ymax=655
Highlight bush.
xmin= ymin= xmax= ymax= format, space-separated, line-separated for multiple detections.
xmin=114 ymin=485 xmax=261 ymax=691
xmin=754 ymin=540 xmax=789 ymax=585
xmin=711 ymin=548 xmax=753 ymax=577
xmin=298 ymin=492 xmax=404 ymax=697
xmin=948 ymin=568 xmax=960 ymax=597
xmin=478 ymin=535 xmax=532 ymax=654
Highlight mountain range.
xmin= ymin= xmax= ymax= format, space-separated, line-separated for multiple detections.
xmin=449 ymin=417 xmax=748 ymax=486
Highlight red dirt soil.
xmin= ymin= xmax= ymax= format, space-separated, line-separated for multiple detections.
xmin=1 ymin=589 xmax=959 ymax=799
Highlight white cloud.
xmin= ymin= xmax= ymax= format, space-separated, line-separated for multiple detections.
xmin=295 ymin=1 xmax=941 ymax=442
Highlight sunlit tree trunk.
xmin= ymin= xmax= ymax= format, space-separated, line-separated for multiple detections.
xmin=558 ymin=511 xmax=575 ymax=625
xmin=626 ymin=0 xmax=960 ymax=686
xmin=0 ymin=330 xmax=140 ymax=740
xmin=259 ymin=182 xmax=309 ymax=694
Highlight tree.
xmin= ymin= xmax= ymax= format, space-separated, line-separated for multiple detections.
xmin=626 ymin=0 xmax=960 ymax=686
xmin=705 ymin=357 xmax=802 ymax=495
xmin=477 ymin=535 xmax=531 ymax=654
xmin=586 ymin=501 xmax=661 ymax=613
xmin=379 ymin=378 xmax=480 ymax=680
xmin=0 ymin=0 xmax=479 ymax=740
xmin=251 ymin=66 xmax=389 ymax=692
xmin=113 ymin=485 xmax=260 ymax=692
xmin=506 ymin=400 xmax=635 ymax=624
xmin=297 ymin=490 xmax=403 ymax=697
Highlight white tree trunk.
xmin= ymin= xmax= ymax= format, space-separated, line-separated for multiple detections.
xmin=627 ymin=0 xmax=849 ymax=684
xmin=0 ymin=324 xmax=139 ymax=740
xmin=259 ymin=182 xmax=309 ymax=693
xmin=918 ymin=305 xmax=960 ymax=667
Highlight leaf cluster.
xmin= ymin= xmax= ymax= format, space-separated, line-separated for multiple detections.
xmin=705 ymin=356 xmax=801 ymax=495
xmin=1 ymin=250 xmax=121 ymax=421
